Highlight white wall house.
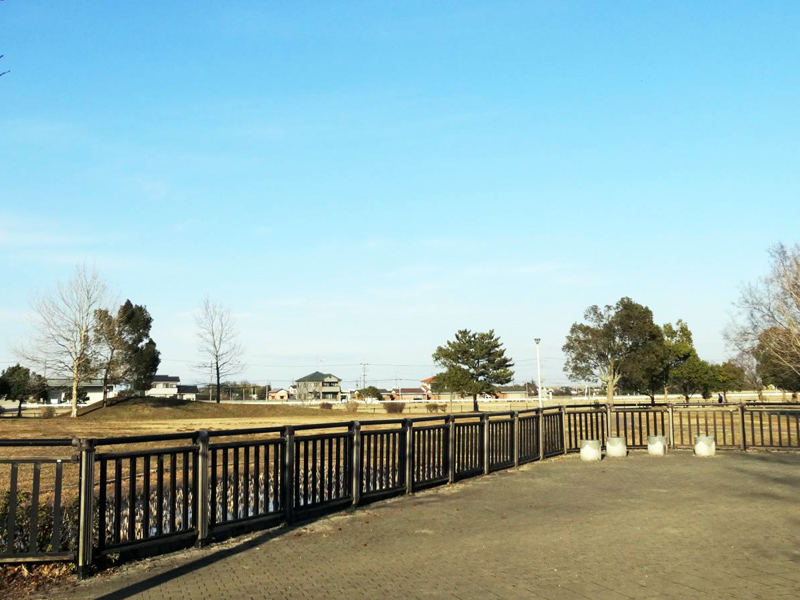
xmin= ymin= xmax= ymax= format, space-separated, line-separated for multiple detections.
xmin=46 ymin=378 xmax=113 ymax=405
xmin=145 ymin=375 xmax=198 ymax=400
xmin=147 ymin=375 xmax=180 ymax=397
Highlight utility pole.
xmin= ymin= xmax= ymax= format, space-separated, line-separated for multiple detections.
xmin=535 ymin=338 xmax=543 ymax=409
xmin=361 ymin=363 xmax=367 ymax=390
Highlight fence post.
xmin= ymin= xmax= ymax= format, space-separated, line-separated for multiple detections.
xmin=447 ymin=415 xmax=456 ymax=483
xmin=283 ymin=426 xmax=295 ymax=524
xmin=404 ymin=419 xmax=413 ymax=494
xmin=738 ymin=404 xmax=747 ymax=451
xmin=76 ymin=438 xmax=95 ymax=579
xmin=483 ymin=413 xmax=490 ymax=474
xmin=667 ymin=405 xmax=675 ymax=449
xmin=195 ymin=430 xmax=210 ymax=547
xmin=351 ymin=421 xmax=362 ymax=506
xmin=605 ymin=403 xmax=612 ymax=438
xmin=512 ymin=411 xmax=519 ymax=468
xmin=538 ymin=409 xmax=544 ymax=461
xmin=560 ymin=406 xmax=567 ymax=454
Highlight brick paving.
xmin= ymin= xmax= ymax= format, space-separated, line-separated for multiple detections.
xmin=49 ymin=451 xmax=800 ymax=600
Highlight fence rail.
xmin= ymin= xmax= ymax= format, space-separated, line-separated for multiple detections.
xmin=3 ymin=403 xmax=800 ymax=575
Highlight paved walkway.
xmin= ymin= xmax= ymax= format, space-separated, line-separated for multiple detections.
xmin=51 ymin=452 xmax=800 ymax=600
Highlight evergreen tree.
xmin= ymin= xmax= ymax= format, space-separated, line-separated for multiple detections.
xmin=432 ymin=329 xmax=514 ymax=412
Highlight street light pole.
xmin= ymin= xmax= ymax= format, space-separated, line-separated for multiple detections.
xmin=535 ymin=338 xmax=543 ymax=409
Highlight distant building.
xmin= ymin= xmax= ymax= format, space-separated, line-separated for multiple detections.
xmin=46 ymin=378 xmax=113 ymax=405
xmin=268 ymin=388 xmax=290 ymax=401
xmin=296 ymin=371 xmax=341 ymax=402
xmin=390 ymin=387 xmax=427 ymax=402
xmin=496 ymin=384 xmax=537 ymax=400
xmin=146 ymin=375 xmax=180 ymax=397
xmin=146 ymin=375 xmax=198 ymax=400
xmin=177 ymin=385 xmax=198 ymax=401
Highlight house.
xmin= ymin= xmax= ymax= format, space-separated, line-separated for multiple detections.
xmin=421 ymin=376 xmax=463 ymax=401
xmin=296 ymin=371 xmax=341 ymax=402
xmin=177 ymin=385 xmax=198 ymax=401
xmin=268 ymin=388 xmax=290 ymax=401
xmin=146 ymin=375 xmax=180 ymax=398
xmin=496 ymin=384 xmax=537 ymax=400
xmin=390 ymin=387 xmax=427 ymax=402
xmin=46 ymin=378 xmax=113 ymax=405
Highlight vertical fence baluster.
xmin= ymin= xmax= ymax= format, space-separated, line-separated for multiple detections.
xmin=232 ymin=448 xmax=239 ymax=522
xmin=98 ymin=459 xmax=107 ymax=552
xmin=128 ymin=457 xmax=136 ymax=541
xmin=327 ymin=438 xmax=333 ymax=500
xmin=182 ymin=451 xmax=190 ymax=528
xmin=243 ymin=446 xmax=250 ymax=518
xmin=0 ymin=463 xmax=19 ymax=554
xmin=335 ymin=436 xmax=341 ymax=499
xmin=114 ymin=459 xmax=122 ymax=545
xmin=142 ymin=456 xmax=150 ymax=538
xmin=52 ymin=461 xmax=63 ymax=552
xmin=210 ymin=449 xmax=217 ymax=526
xmin=221 ymin=449 xmax=228 ymax=522
xmin=156 ymin=455 xmax=164 ymax=535
xmin=253 ymin=445 xmax=260 ymax=515
xmin=28 ymin=463 xmax=41 ymax=553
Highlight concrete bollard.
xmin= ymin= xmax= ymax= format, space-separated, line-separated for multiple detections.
xmin=580 ymin=439 xmax=602 ymax=462
xmin=606 ymin=436 xmax=627 ymax=458
xmin=647 ymin=435 xmax=667 ymax=456
xmin=694 ymin=435 xmax=716 ymax=457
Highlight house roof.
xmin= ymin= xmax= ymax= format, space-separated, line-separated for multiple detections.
xmin=47 ymin=378 xmax=110 ymax=388
xmin=498 ymin=385 xmax=532 ymax=393
xmin=296 ymin=371 xmax=341 ymax=383
xmin=152 ymin=375 xmax=180 ymax=383
xmin=178 ymin=385 xmax=198 ymax=393
xmin=395 ymin=388 xmax=425 ymax=394
xmin=269 ymin=388 xmax=288 ymax=393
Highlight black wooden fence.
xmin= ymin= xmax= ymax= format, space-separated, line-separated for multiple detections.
xmin=3 ymin=403 xmax=800 ymax=575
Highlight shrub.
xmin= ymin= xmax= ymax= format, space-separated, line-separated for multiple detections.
xmin=319 ymin=402 xmax=333 ymax=410
xmin=344 ymin=400 xmax=360 ymax=414
xmin=383 ymin=402 xmax=405 ymax=414
xmin=0 ymin=491 xmax=80 ymax=554
xmin=40 ymin=406 xmax=56 ymax=419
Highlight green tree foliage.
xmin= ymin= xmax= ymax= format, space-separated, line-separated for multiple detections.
xmin=357 ymin=386 xmax=384 ymax=401
xmin=432 ymin=329 xmax=514 ymax=412
xmin=661 ymin=321 xmax=694 ymax=397
xmin=669 ymin=353 xmax=714 ymax=401
xmin=95 ymin=300 xmax=161 ymax=401
xmin=711 ymin=361 xmax=746 ymax=400
xmin=0 ymin=364 xmax=48 ymax=417
xmin=563 ymin=298 xmax=663 ymax=405
xmin=618 ymin=328 xmax=670 ymax=404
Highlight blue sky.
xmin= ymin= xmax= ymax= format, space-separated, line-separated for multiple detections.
xmin=1 ymin=1 xmax=799 ymax=389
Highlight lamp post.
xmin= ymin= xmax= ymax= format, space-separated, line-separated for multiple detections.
xmin=535 ymin=338 xmax=543 ymax=409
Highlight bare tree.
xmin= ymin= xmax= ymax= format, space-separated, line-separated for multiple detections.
xmin=731 ymin=349 xmax=764 ymax=401
xmin=728 ymin=243 xmax=800 ymax=387
xmin=21 ymin=265 xmax=110 ymax=417
xmin=195 ymin=297 xmax=244 ymax=403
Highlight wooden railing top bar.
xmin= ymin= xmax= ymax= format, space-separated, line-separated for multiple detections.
xmin=95 ymin=444 xmax=198 ymax=460
xmin=0 ymin=439 xmax=76 ymax=447
xmin=93 ymin=432 xmax=197 ymax=446
xmin=207 ymin=426 xmax=284 ymax=437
